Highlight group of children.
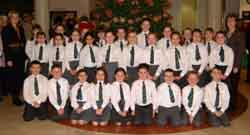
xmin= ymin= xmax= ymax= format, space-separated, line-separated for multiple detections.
xmin=22 ymin=19 xmax=233 ymax=128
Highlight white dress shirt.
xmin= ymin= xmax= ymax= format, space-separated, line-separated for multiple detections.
xmin=144 ymin=45 xmax=165 ymax=77
xmin=25 ymin=40 xmax=35 ymax=60
xmin=182 ymin=85 xmax=203 ymax=117
xmin=79 ymin=44 xmax=101 ymax=68
xmin=48 ymin=45 xmax=66 ymax=71
xmin=90 ymin=81 xmax=111 ymax=110
xmin=123 ymin=44 xmax=144 ymax=67
xmin=70 ymin=82 xmax=92 ymax=110
xmin=137 ymin=31 xmax=150 ymax=48
xmin=156 ymin=82 xmax=181 ymax=108
xmin=23 ymin=74 xmax=48 ymax=105
xmin=96 ymin=39 xmax=106 ymax=48
xmin=31 ymin=44 xmax=50 ymax=63
xmin=186 ymin=42 xmax=208 ymax=74
xmin=65 ymin=41 xmax=83 ymax=70
xmin=165 ymin=45 xmax=188 ymax=77
xmin=111 ymin=81 xmax=131 ymax=112
xmin=205 ymin=40 xmax=217 ymax=57
xmin=204 ymin=81 xmax=230 ymax=113
xmin=130 ymin=79 xmax=157 ymax=111
xmin=209 ymin=44 xmax=234 ymax=76
xmin=48 ymin=78 xmax=70 ymax=110
xmin=157 ymin=37 xmax=172 ymax=51
xmin=100 ymin=44 xmax=122 ymax=66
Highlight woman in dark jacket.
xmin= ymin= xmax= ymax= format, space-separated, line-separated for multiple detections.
xmin=1 ymin=11 xmax=26 ymax=106
xmin=225 ymin=13 xmax=245 ymax=111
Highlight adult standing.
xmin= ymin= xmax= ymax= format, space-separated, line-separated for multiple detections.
xmin=2 ymin=11 xmax=26 ymax=106
xmin=225 ymin=13 xmax=245 ymax=111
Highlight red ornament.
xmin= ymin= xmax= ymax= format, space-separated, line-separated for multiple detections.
xmin=116 ymin=0 xmax=125 ymax=5
xmin=105 ymin=9 xmax=113 ymax=18
xmin=146 ymin=0 xmax=154 ymax=7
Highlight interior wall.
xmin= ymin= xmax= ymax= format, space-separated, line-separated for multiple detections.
xmin=240 ymin=0 xmax=250 ymax=17
xmin=181 ymin=0 xmax=197 ymax=29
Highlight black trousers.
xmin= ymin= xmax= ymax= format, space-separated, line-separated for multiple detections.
xmin=182 ymin=109 xmax=203 ymax=128
xmin=207 ymin=111 xmax=230 ymax=127
xmin=48 ymin=101 xmax=72 ymax=122
xmin=157 ymin=106 xmax=182 ymax=127
xmin=23 ymin=102 xmax=48 ymax=121
xmin=228 ymin=71 xmax=240 ymax=111
xmin=134 ymin=104 xmax=153 ymax=125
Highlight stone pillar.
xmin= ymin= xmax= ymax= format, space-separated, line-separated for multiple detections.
xmin=196 ymin=0 xmax=208 ymax=30
xmin=207 ymin=0 xmax=224 ymax=31
xmin=225 ymin=0 xmax=240 ymax=15
xmin=169 ymin=0 xmax=182 ymax=31
xmin=34 ymin=0 xmax=49 ymax=35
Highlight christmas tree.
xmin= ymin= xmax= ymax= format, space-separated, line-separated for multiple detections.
xmin=90 ymin=0 xmax=172 ymax=33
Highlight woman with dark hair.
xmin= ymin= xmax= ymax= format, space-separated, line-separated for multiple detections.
xmin=225 ymin=13 xmax=245 ymax=111
xmin=1 ymin=10 xmax=26 ymax=106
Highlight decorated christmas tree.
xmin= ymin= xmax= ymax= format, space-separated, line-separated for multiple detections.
xmin=90 ymin=0 xmax=172 ymax=33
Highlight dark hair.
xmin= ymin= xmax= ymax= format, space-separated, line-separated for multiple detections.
xmin=51 ymin=64 xmax=62 ymax=71
xmin=114 ymin=67 xmax=127 ymax=75
xmin=171 ymin=31 xmax=181 ymax=39
xmin=53 ymin=33 xmax=66 ymax=46
xmin=215 ymin=30 xmax=226 ymax=37
xmin=77 ymin=69 xmax=87 ymax=77
xmin=164 ymin=25 xmax=173 ymax=32
xmin=225 ymin=13 xmax=239 ymax=30
xmin=35 ymin=31 xmax=47 ymax=45
xmin=30 ymin=24 xmax=42 ymax=40
xmin=205 ymin=27 xmax=214 ymax=33
xmin=94 ymin=67 xmax=108 ymax=84
xmin=182 ymin=27 xmax=192 ymax=34
xmin=164 ymin=68 xmax=174 ymax=74
xmin=68 ymin=29 xmax=81 ymax=43
xmin=186 ymin=71 xmax=200 ymax=79
xmin=192 ymin=28 xmax=202 ymax=35
xmin=211 ymin=66 xmax=223 ymax=74
xmin=137 ymin=63 xmax=150 ymax=72
xmin=30 ymin=60 xmax=41 ymax=67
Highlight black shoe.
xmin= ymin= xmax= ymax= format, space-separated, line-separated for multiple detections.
xmin=12 ymin=97 xmax=24 ymax=106
xmin=0 ymin=97 xmax=3 ymax=102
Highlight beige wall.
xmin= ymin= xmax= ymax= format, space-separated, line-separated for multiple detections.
xmin=181 ymin=0 xmax=197 ymax=29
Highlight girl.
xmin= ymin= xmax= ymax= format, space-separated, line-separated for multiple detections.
xmin=31 ymin=32 xmax=49 ymax=77
xmin=48 ymin=34 xmax=66 ymax=74
xmin=70 ymin=69 xmax=93 ymax=125
xmin=111 ymin=68 xmax=132 ymax=126
xmin=50 ymin=24 xmax=69 ymax=46
xmin=64 ymin=30 xmax=83 ymax=85
xmin=79 ymin=32 xmax=100 ymax=83
xmin=91 ymin=67 xmax=111 ymax=126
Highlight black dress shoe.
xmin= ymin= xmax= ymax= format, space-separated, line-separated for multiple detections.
xmin=12 ymin=97 xmax=24 ymax=106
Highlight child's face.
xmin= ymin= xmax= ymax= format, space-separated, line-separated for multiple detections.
xmin=86 ymin=35 xmax=94 ymax=45
xmin=78 ymin=72 xmax=88 ymax=83
xmin=187 ymin=74 xmax=199 ymax=86
xmin=30 ymin=64 xmax=41 ymax=75
xmin=216 ymin=33 xmax=225 ymax=45
xmin=128 ymin=32 xmax=137 ymax=44
xmin=227 ymin=17 xmax=237 ymax=30
xmin=117 ymin=29 xmax=126 ymax=39
xmin=171 ymin=34 xmax=180 ymax=46
xmin=211 ymin=69 xmax=223 ymax=81
xmin=138 ymin=68 xmax=149 ymax=80
xmin=36 ymin=35 xmax=46 ymax=44
xmin=96 ymin=70 xmax=105 ymax=81
xmin=184 ymin=30 xmax=192 ymax=40
xmin=148 ymin=34 xmax=157 ymax=45
xmin=141 ymin=21 xmax=151 ymax=32
xmin=205 ymin=31 xmax=214 ymax=41
xmin=163 ymin=27 xmax=172 ymax=38
xmin=164 ymin=71 xmax=174 ymax=84
xmin=192 ymin=32 xmax=202 ymax=43
xmin=105 ymin=32 xmax=114 ymax=44
xmin=98 ymin=32 xmax=105 ymax=39
xmin=32 ymin=29 xmax=40 ymax=38
xmin=54 ymin=36 xmax=64 ymax=46
xmin=71 ymin=31 xmax=80 ymax=41
xmin=115 ymin=71 xmax=125 ymax=82
xmin=55 ymin=26 xmax=64 ymax=34
xmin=51 ymin=67 xmax=63 ymax=80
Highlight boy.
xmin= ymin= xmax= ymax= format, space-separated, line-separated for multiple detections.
xmin=157 ymin=25 xmax=173 ymax=50
xmin=186 ymin=29 xmax=208 ymax=87
xmin=182 ymin=71 xmax=204 ymax=128
xmin=204 ymin=67 xmax=230 ymax=127
xmin=156 ymin=69 xmax=182 ymax=127
xmin=48 ymin=64 xmax=70 ymax=121
xmin=137 ymin=19 xmax=151 ymax=48
xmin=23 ymin=60 xmax=48 ymax=121
xmin=131 ymin=63 xmax=157 ymax=125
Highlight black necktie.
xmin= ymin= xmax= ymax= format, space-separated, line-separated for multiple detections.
xmin=168 ymin=85 xmax=175 ymax=103
xmin=219 ymin=46 xmax=225 ymax=62
xmin=130 ymin=46 xmax=135 ymax=66
xmin=142 ymin=81 xmax=147 ymax=104
xmin=145 ymin=34 xmax=149 ymax=46
xmin=56 ymin=48 xmax=60 ymax=61
xmin=76 ymin=85 xmax=83 ymax=101
xmin=175 ymin=48 xmax=180 ymax=69
xmin=38 ymin=46 xmax=43 ymax=60
xmin=89 ymin=46 xmax=96 ymax=63
xmin=105 ymin=45 xmax=111 ymax=63
xmin=74 ymin=43 xmax=78 ymax=59
xmin=34 ymin=77 xmax=39 ymax=96
xmin=120 ymin=41 xmax=124 ymax=51
xmin=150 ymin=46 xmax=154 ymax=64
xmin=56 ymin=81 xmax=62 ymax=105
xmin=188 ymin=87 xmax=194 ymax=108
xmin=99 ymin=41 xmax=103 ymax=47
xmin=99 ymin=82 xmax=103 ymax=103
xmin=207 ymin=42 xmax=211 ymax=55
xmin=166 ymin=40 xmax=170 ymax=49
xmin=120 ymin=83 xmax=125 ymax=102
xmin=195 ymin=45 xmax=201 ymax=61
xmin=215 ymin=83 xmax=220 ymax=110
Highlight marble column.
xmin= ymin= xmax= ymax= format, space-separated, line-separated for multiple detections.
xmin=34 ymin=0 xmax=49 ymax=35
xmin=169 ymin=0 xmax=182 ymax=31
xmin=207 ymin=0 xmax=224 ymax=31
xmin=196 ymin=0 xmax=208 ymax=30
xmin=225 ymin=0 xmax=240 ymax=15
